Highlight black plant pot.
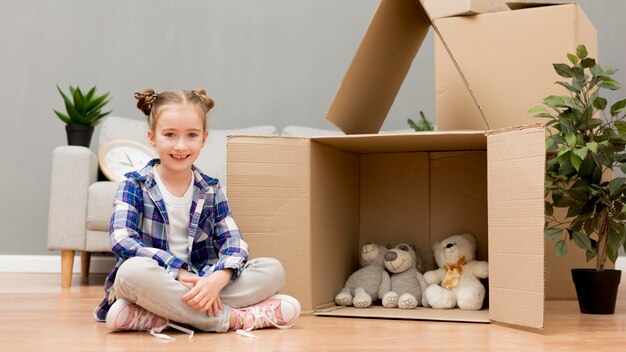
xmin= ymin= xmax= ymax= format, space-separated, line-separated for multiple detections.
xmin=571 ymin=268 xmax=621 ymax=314
xmin=65 ymin=124 xmax=94 ymax=148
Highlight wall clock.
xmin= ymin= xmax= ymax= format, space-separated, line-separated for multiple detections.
xmin=98 ymin=140 xmax=156 ymax=181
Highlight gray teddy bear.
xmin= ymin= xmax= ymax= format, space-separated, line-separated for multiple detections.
xmin=335 ymin=242 xmax=390 ymax=308
xmin=381 ymin=243 xmax=430 ymax=309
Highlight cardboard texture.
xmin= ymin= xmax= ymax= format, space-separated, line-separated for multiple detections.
xmin=422 ymin=0 xmax=509 ymax=19
xmin=435 ymin=2 xmax=597 ymax=130
xmin=227 ymin=0 xmax=597 ymax=329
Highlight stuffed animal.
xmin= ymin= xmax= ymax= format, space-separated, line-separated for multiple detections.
xmin=381 ymin=243 xmax=430 ymax=309
xmin=335 ymin=242 xmax=391 ymax=308
xmin=423 ymin=233 xmax=488 ymax=310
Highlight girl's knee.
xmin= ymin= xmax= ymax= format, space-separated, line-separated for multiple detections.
xmin=116 ymin=257 xmax=158 ymax=282
xmin=263 ymin=257 xmax=285 ymax=290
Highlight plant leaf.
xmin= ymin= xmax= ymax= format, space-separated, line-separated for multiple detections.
xmin=572 ymin=231 xmax=593 ymax=251
xmin=600 ymin=78 xmax=621 ymax=90
xmin=593 ymin=97 xmax=608 ymax=110
xmin=611 ymin=99 xmax=626 ymax=117
xmin=586 ymin=249 xmax=597 ymax=262
xmin=528 ymin=105 xmax=547 ymax=113
xmin=555 ymin=240 xmax=568 ymax=256
xmin=586 ymin=141 xmax=598 ymax=153
xmin=581 ymin=58 xmax=596 ymax=68
xmin=53 ymin=110 xmax=71 ymax=124
xmin=567 ymin=53 xmax=578 ymax=65
xmin=576 ymin=45 xmax=588 ymax=59
xmin=570 ymin=153 xmax=582 ymax=171
xmin=565 ymin=133 xmax=577 ymax=147
xmin=590 ymin=64 xmax=602 ymax=77
xmin=573 ymin=147 xmax=588 ymax=160
xmin=553 ymin=64 xmax=574 ymax=78
xmin=609 ymin=178 xmax=626 ymax=197
xmin=545 ymin=227 xmax=563 ymax=240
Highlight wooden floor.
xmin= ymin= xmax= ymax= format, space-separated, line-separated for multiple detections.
xmin=1 ymin=273 xmax=625 ymax=352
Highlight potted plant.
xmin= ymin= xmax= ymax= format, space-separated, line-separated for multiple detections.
xmin=407 ymin=111 xmax=435 ymax=131
xmin=54 ymin=85 xmax=112 ymax=147
xmin=531 ymin=45 xmax=625 ymax=314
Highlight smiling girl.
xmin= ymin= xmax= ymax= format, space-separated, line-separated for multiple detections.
xmin=94 ymin=89 xmax=300 ymax=339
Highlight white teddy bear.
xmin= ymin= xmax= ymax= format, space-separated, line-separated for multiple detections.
xmin=423 ymin=233 xmax=488 ymax=310
xmin=335 ymin=242 xmax=390 ymax=308
xmin=381 ymin=243 xmax=430 ymax=309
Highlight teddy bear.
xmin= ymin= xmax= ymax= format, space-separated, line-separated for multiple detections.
xmin=335 ymin=242 xmax=391 ymax=308
xmin=380 ymin=243 xmax=430 ymax=309
xmin=423 ymin=233 xmax=489 ymax=310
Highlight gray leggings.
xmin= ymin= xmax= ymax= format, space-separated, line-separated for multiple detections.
xmin=112 ymin=256 xmax=285 ymax=332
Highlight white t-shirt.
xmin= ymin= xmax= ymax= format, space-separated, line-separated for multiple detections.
xmin=153 ymin=166 xmax=194 ymax=263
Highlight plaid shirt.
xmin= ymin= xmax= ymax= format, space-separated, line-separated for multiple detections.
xmin=94 ymin=159 xmax=248 ymax=321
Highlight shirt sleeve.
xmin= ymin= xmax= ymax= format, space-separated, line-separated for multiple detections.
xmin=199 ymin=184 xmax=248 ymax=281
xmin=109 ymin=179 xmax=186 ymax=279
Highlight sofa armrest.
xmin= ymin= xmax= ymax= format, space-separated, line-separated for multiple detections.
xmin=47 ymin=146 xmax=98 ymax=251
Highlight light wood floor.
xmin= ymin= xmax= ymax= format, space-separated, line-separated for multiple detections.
xmin=1 ymin=273 xmax=625 ymax=352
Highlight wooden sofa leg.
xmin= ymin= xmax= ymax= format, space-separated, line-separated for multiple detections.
xmin=61 ymin=250 xmax=75 ymax=288
xmin=80 ymin=252 xmax=91 ymax=278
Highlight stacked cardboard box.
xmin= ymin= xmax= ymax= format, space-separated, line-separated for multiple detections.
xmin=227 ymin=0 xmax=597 ymax=328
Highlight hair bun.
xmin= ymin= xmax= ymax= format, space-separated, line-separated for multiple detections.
xmin=134 ymin=88 xmax=158 ymax=116
xmin=192 ymin=89 xmax=215 ymax=112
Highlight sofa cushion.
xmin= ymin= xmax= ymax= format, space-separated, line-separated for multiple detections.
xmin=280 ymin=125 xmax=415 ymax=137
xmin=86 ymin=181 xmax=118 ymax=231
xmin=280 ymin=125 xmax=344 ymax=137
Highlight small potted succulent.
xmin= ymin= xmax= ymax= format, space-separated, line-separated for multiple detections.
xmin=531 ymin=45 xmax=625 ymax=314
xmin=54 ymin=85 xmax=112 ymax=147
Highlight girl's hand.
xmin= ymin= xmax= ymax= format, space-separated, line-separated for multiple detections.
xmin=177 ymin=269 xmax=197 ymax=290
xmin=180 ymin=269 xmax=234 ymax=316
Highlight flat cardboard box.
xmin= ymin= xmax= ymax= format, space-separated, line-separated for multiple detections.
xmin=227 ymin=0 xmax=596 ymax=329
xmin=434 ymin=2 xmax=597 ymax=130
xmin=422 ymin=0 xmax=509 ymax=19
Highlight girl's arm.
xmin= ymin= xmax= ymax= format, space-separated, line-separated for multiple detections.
xmin=109 ymin=180 xmax=187 ymax=278
xmin=198 ymin=184 xmax=248 ymax=281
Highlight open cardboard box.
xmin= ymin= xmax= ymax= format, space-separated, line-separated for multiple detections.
xmin=227 ymin=0 xmax=597 ymax=329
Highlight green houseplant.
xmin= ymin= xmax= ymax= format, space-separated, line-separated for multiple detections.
xmin=407 ymin=111 xmax=435 ymax=131
xmin=54 ymin=85 xmax=112 ymax=147
xmin=531 ymin=45 xmax=625 ymax=314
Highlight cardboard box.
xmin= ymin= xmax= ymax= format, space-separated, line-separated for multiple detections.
xmin=228 ymin=126 xmax=546 ymax=327
xmin=227 ymin=0 xmax=596 ymax=329
xmin=434 ymin=2 xmax=597 ymax=130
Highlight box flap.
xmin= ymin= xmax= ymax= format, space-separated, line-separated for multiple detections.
xmin=315 ymin=305 xmax=489 ymax=323
xmin=423 ymin=0 xmax=510 ymax=19
xmin=486 ymin=126 xmax=545 ymax=328
xmin=325 ymin=0 xmax=430 ymax=134
xmin=312 ymin=131 xmax=487 ymax=154
xmin=326 ymin=0 xmax=492 ymax=134
xmin=506 ymin=2 xmax=563 ymax=11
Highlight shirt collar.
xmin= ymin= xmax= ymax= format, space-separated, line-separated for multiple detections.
xmin=126 ymin=159 xmax=218 ymax=191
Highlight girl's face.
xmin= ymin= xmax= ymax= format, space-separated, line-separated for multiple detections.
xmin=147 ymin=103 xmax=208 ymax=175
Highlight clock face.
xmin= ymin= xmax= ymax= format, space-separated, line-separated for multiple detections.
xmin=99 ymin=141 xmax=155 ymax=181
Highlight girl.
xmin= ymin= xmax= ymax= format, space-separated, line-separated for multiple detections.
xmin=94 ymin=88 xmax=300 ymax=339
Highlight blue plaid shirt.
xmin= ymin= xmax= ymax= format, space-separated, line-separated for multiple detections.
xmin=94 ymin=159 xmax=248 ymax=321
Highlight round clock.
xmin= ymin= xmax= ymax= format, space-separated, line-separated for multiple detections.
xmin=98 ymin=139 xmax=156 ymax=181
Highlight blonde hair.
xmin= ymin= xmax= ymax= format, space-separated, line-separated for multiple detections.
xmin=133 ymin=88 xmax=215 ymax=131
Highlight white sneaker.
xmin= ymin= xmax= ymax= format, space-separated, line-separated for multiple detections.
xmin=106 ymin=299 xmax=194 ymax=340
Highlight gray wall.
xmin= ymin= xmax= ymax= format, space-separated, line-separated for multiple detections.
xmin=0 ymin=0 xmax=623 ymax=255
